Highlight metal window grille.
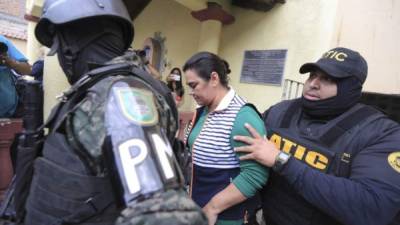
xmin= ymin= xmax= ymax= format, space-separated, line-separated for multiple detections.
xmin=281 ymin=79 xmax=304 ymax=100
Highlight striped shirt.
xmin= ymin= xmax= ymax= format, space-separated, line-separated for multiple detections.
xmin=190 ymin=89 xmax=246 ymax=169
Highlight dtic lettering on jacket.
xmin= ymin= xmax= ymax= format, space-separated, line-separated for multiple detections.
xmin=269 ymin=133 xmax=331 ymax=172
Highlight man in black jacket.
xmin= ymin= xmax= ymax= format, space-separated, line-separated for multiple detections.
xmin=235 ymin=47 xmax=400 ymax=225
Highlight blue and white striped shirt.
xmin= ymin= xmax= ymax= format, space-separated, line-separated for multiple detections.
xmin=191 ymin=89 xmax=246 ymax=169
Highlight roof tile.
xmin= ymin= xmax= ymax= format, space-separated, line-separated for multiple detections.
xmin=0 ymin=0 xmax=27 ymax=40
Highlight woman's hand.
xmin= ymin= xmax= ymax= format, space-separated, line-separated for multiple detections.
xmin=201 ymin=184 xmax=247 ymax=225
xmin=202 ymin=203 xmax=218 ymax=225
xmin=234 ymin=123 xmax=280 ymax=167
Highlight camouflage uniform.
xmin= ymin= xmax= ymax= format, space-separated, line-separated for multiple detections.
xmin=67 ymin=52 xmax=177 ymax=162
xmin=116 ymin=189 xmax=207 ymax=225
xmin=15 ymin=0 xmax=209 ymax=224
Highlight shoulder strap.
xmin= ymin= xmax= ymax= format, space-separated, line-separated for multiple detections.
xmin=45 ymin=63 xmax=134 ymax=133
xmin=276 ymin=101 xmax=380 ymax=178
xmin=184 ymin=107 xmax=205 ymax=147
xmin=321 ymin=105 xmax=379 ymax=178
xmin=47 ymin=86 xmax=90 ymax=134
xmin=243 ymin=103 xmax=262 ymax=118
xmin=280 ymin=99 xmax=302 ymax=128
xmin=320 ymin=105 xmax=379 ymax=147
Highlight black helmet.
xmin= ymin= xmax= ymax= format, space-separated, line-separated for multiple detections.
xmin=35 ymin=0 xmax=134 ymax=50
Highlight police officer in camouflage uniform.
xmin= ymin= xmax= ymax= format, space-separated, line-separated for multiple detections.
xmin=18 ymin=0 xmax=207 ymax=224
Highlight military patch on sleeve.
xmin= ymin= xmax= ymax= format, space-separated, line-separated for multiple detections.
xmin=388 ymin=152 xmax=400 ymax=173
xmin=115 ymin=87 xmax=159 ymax=126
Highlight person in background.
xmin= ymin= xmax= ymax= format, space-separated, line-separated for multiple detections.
xmin=183 ymin=51 xmax=269 ymax=225
xmin=234 ymin=47 xmax=400 ymax=225
xmin=31 ymin=59 xmax=43 ymax=82
xmin=31 ymin=47 xmax=45 ymax=82
xmin=166 ymin=67 xmax=185 ymax=107
xmin=0 ymin=35 xmax=31 ymax=118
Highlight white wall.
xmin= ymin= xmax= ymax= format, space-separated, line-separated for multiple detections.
xmin=333 ymin=0 xmax=400 ymax=94
xmin=133 ymin=0 xmax=202 ymax=111
xmin=219 ymin=0 xmax=339 ymax=111
xmin=41 ymin=0 xmax=400 ymax=117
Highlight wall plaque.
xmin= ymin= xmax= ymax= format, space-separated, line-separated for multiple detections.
xmin=240 ymin=49 xmax=287 ymax=85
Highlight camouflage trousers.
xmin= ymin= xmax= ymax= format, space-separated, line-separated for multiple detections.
xmin=116 ymin=189 xmax=207 ymax=225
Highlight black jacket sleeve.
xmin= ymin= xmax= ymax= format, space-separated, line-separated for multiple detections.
xmin=279 ymin=118 xmax=400 ymax=225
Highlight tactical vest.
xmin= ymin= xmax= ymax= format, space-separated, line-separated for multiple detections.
xmin=262 ymin=99 xmax=382 ymax=225
xmin=22 ymin=62 xmax=179 ymax=225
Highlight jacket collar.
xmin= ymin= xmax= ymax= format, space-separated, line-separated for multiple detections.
xmin=214 ymin=87 xmax=235 ymax=112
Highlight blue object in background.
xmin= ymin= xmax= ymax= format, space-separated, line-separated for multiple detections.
xmin=0 ymin=35 xmax=28 ymax=118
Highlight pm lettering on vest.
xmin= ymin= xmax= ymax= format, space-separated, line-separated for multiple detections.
xmin=270 ymin=133 xmax=330 ymax=172
xmin=119 ymin=139 xmax=149 ymax=194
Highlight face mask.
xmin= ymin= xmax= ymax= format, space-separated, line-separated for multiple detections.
xmin=301 ymin=76 xmax=362 ymax=119
xmin=170 ymin=73 xmax=181 ymax=81
xmin=54 ymin=33 xmax=75 ymax=83
xmin=51 ymin=19 xmax=127 ymax=84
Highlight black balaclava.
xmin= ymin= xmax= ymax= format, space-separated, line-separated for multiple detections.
xmin=301 ymin=76 xmax=362 ymax=119
xmin=53 ymin=18 xmax=126 ymax=84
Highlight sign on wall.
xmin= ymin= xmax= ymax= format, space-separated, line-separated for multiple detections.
xmin=240 ymin=49 xmax=287 ymax=86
